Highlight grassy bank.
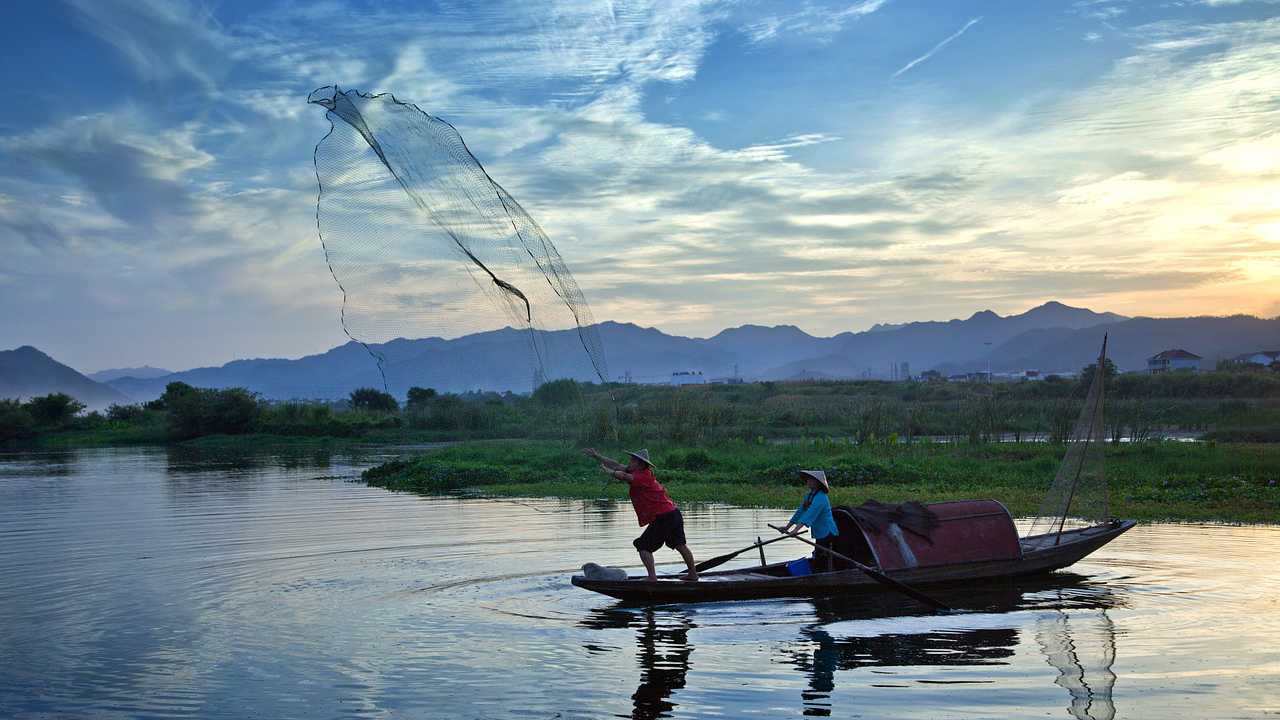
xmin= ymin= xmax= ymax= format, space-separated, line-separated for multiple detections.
xmin=363 ymin=440 xmax=1280 ymax=523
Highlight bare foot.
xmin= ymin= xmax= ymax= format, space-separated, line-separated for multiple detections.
xmin=682 ymin=573 xmax=699 ymax=582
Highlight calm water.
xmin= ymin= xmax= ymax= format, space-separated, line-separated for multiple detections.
xmin=1 ymin=446 xmax=1277 ymax=719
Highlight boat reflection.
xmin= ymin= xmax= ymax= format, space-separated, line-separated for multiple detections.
xmin=791 ymin=575 xmax=1123 ymax=718
xmin=583 ymin=573 xmax=1123 ymax=719
xmin=581 ymin=607 xmax=696 ymax=720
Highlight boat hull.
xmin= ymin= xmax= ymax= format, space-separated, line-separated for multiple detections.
xmin=571 ymin=520 xmax=1135 ymax=603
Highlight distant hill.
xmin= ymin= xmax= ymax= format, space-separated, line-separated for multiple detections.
xmin=0 ymin=346 xmax=128 ymax=409
xmin=84 ymin=301 xmax=1279 ymax=401
xmin=762 ymin=301 xmax=1126 ymax=379
xmin=971 ymin=315 xmax=1280 ymax=374
xmin=88 ymin=366 xmax=174 ymax=382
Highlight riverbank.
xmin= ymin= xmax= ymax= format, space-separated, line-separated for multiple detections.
xmin=8 ymin=427 xmax=481 ymax=452
xmin=363 ymin=440 xmax=1280 ymax=523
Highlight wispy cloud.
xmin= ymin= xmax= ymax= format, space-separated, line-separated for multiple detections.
xmin=742 ymin=0 xmax=888 ymax=44
xmin=892 ymin=16 xmax=982 ymax=78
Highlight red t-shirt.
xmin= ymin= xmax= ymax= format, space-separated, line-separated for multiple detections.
xmin=628 ymin=467 xmax=678 ymax=526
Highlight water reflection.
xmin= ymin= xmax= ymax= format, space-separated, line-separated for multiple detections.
xmin=1036 ymin=608 xmax=1118 ymax=720
xmin=4 ymin=446 xmax=1278 ymax=719
xmin=581 ymin=608 xmax=696 ymax=719
xmin=792 ymin=577 xmax=1122 ymax=718
xmin=581 ymin=575 xmax=1126 ymax=719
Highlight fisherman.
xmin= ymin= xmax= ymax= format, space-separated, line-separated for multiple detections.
xmin=582 ymin=447 xmax=699 ymax=582
xmin=780 ymin=470 xmax=840 ymax=573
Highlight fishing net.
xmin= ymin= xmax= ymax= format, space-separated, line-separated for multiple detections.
xmin=1025 ymin=337 xmax=1109 ymax=541
xmin=307 ymin=86 xmax=609 ymax=393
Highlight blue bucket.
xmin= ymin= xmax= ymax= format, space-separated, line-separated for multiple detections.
xmin=786 ymin=557 xmax=812 ymax=576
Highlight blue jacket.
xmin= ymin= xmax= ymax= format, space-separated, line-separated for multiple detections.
xmin=790 ymin=490 xmax=840 ymax=540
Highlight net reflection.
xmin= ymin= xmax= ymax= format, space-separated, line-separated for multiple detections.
xmin=581 ymin=607 xmax=695 ymax=720
xmin=790 ymin=575 xmax=1123 ymax=717
xmin=1036 ymin=606 xmax=1118 ymax=720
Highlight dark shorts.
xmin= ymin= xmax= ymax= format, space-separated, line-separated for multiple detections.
xmin=812 ymin=535 xmax=836 ymax=574
xmin=633 ymin=509 xmax=687 ymax=553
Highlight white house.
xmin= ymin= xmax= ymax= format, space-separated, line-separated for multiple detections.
xmin=1147 ymin=349 xmax=1201 ymax=374
xmin=670 ymin=370 xmax=705 ymax=386
xmin=1231 ymin=350 xmax=1280 ymax=367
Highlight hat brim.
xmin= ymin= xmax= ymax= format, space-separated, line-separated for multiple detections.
xmin=626 ymin=451 xmax=655 ymax=469
xmin=798 ymin=470 xmax=829 ymax=490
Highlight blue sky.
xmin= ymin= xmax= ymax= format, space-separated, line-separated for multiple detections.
xmin=1 ymin=0 xmax=1278 ymax=372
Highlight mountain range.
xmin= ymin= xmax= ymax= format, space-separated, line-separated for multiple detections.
xmin=0 ymin=346 xmax=128 ymax=408
xmin=4 ymin=302 xmax=1278 ymax=405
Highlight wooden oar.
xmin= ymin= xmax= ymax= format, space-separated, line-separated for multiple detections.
xmin=660 ymin=531 xmax=807 ymax=578
xmin=768 ymin=523 xmax=951 ymax=612
xmin=693 ymin=530 xmax=806 ymax=573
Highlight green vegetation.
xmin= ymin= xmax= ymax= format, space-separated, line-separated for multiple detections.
xmin=364 ymin=440 xmax=1280 ymax=523
xmin=1 ymin=393 xmax=87 ymax=442
xmin=4 ymin=367 xmax=1279 ymax=450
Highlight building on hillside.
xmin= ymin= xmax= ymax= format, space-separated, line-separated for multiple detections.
xmin=670 ymin=370 xmax=705 ymax=386
xmin=1229 ymin=350 xmax=1280 ymax=367
xmin=1021 ymin=369 xmax=1042 ymax=381
xmin=1147 ymin=349 xmax=1201 ymax=374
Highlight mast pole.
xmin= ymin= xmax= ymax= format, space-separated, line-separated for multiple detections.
xmin=1055 ymin=334 xmax=1107 ymax=545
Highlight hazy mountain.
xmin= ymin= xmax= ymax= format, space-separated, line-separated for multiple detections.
xmin=106 ymin=322 xmax=734 ymax=402
xmin=764 ymin=301 xmax=1126 ymax=379
xmin=973 ymin=315 xmax=1280 ymax=374
xmin=87 ymin=302 xmax=1280 ymax=401
xmin=701 ymin=324 xmax=826 ymax=377
xmin=0 ymin=346 xmax=128 ymax=408
xmin=88 ymin=366 xmax=173 ymax=382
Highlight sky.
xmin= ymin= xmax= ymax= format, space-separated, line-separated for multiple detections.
xmin=1 ymin=0 xmax=1278 ymax=373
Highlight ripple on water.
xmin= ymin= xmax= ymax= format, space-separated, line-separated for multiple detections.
xmin=1 ymin=446 xmax=1278 ymax=719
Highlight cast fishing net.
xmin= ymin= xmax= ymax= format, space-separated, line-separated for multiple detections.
xmin=307 ymin=86 xmax=609 ymax=392
xmin=1025 ymin=336 xmax=1110 ymax=542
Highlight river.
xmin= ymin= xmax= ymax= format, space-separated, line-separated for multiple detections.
xmin=1 ymin=445 xmax=1277 ymax=719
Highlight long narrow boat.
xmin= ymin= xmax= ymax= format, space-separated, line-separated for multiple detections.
xmin=572 ymin=512 xmax=1135 ymax=603
xmin=573 ymin=336 xmax=1132 ymax=605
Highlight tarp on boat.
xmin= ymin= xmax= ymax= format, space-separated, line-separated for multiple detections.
xmin=833 ymin=500 xmax=1021 ymax=571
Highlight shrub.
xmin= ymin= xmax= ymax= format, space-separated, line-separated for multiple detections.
xmin=533 ymin=379 xmax=582 ymax=407
xmin=23 ymin=393 xmax=85 ymax=428
xmin=107 ymin=403 xmax=146 ymax=422
xmin=406 ymin=386 xmax=437 ymax=409
xmin=0 ymin=399 xmax=35 ymax=441
xmin=350 ymin=388 xmax=398 ymax=412
xmin=165 ymin=385 xmax=261 ymax=439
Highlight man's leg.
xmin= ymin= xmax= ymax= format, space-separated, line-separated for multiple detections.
xmin=638 ymin=548 xmax=657 ymax=580
xmin=675 ymin=544 xmax=698 ymax=581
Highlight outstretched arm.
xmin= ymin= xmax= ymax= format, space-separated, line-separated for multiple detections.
xmin=582 ymin=447 xmax=626 ymax=471
xmin=600 ymin=464 xmax=634 ymax=483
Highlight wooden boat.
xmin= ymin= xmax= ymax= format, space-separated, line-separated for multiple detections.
xmin=573 ymin=336 xmax=1132 ymax=605
xmin=572 ymin=502 xmax=1134 ymax=603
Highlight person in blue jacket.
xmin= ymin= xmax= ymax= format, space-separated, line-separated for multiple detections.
xmin=780 ymin=470 xmax=840 ymax=573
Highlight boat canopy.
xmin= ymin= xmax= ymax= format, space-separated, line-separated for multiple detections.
xmin=833 ymin=500 xmax=1022 ymax=572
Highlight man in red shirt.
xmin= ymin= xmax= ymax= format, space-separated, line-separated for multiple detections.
xmin=583 ymin=448 xmax=698 ymax=581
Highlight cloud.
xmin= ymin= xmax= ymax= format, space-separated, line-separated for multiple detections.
xmin=892 ymin=17 xmax=982 ymax=78
xmin=64 ymin=0 xmax=231 ymax=90
xmin=741 ymin=1 xmax=888 ymax=44
xmin=0 ymin=111 xmax=213 ymax=229
xmin=7 ymin=0 xmax=1280 ymax=369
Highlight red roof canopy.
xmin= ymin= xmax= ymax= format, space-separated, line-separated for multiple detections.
xmin=839 ymin=500 xmax=1022 ymax=571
